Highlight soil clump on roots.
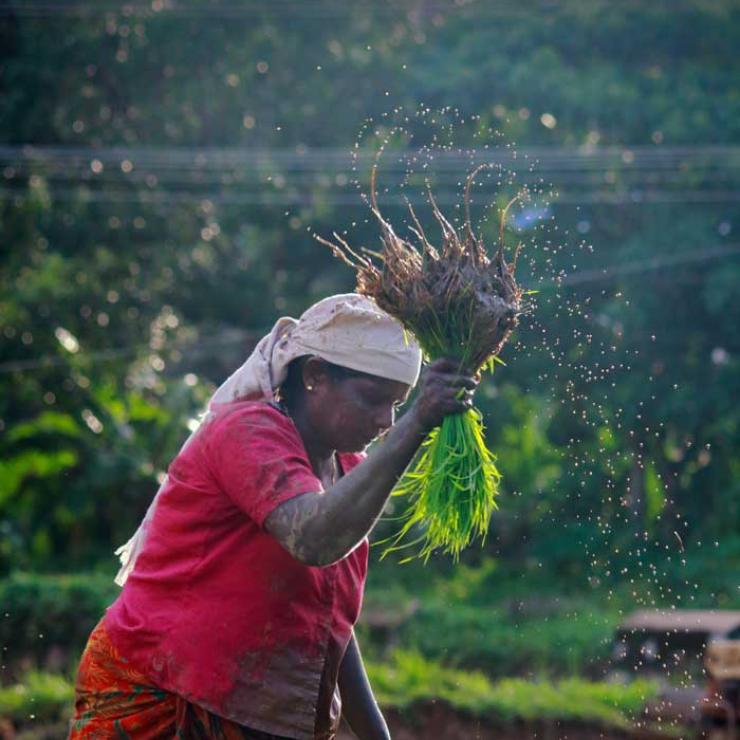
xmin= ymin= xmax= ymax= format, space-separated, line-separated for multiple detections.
xmin=319 ymin=164 xmax=524 ymax=375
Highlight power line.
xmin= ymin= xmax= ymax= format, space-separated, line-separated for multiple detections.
xmin=3 ymin=145 xmax=739 ymax=170
xmin=553 ymin=244 xmax=740 ymax=287
xmin=3 ymin=146 xmax=738 ymax=202
xmin=3 ymin=185 xmax=740 ymax=206
xmin=2 ymin=243 xmax=738 ymax=375
xmin=5 ymin=169 xmax=738 ymax=188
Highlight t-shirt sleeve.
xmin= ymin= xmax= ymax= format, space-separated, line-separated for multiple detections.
xmin=338 ymin=450 xmax=367 ymax=475
xmin=204 ymin=404 xmax=322 ymax=527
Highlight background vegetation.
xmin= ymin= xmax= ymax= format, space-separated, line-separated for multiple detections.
xmin=1 ymin=0 xmax=739 ymax=735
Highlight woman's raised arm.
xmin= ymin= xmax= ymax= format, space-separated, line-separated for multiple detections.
xmin=265 ymin=359 xmax=477 ymax=567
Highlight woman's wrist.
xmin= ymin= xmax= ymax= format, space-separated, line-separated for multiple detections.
xmin=400 ymin=403 xmax=434 ymax=439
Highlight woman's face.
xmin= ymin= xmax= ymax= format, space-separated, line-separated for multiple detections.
xmin=307 ymin=367 xmax=411 ymax=453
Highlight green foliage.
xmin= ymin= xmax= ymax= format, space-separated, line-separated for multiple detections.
xmin=0 ymin=375 xmax=207 ymax=573
xmin=644 ymin=462 xmax=666 ymax=526
xmin=0 ymin=449 xmax=78 ymax=509
xmin=359 ymin=588 xmax=620 ymax=678
xmin=0 ymin=572 xmax=117 ymax=669
xmin=0 ymin=672 xmax=73 ymax=725
xmin=366 ymin=651 xmax=659 ymax=728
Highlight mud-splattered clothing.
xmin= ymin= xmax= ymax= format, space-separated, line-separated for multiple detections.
xmin=70 ymin=619 xmax=289 ymax=739
xmin=103 ymin=401 xmax=369 ymax=740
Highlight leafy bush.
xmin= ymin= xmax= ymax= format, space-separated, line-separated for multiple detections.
xmin=0 ymin=672 xmax=73 ymax=724
xmin=366 ymin=651 xmax=659 ymax=729
xmin=0 ymin=572 xmax=117 ymax=671
xmin=359 ymin=578 xmax=621 ymax=679
xmin=398 ymin=601 xmax=618 ymax=677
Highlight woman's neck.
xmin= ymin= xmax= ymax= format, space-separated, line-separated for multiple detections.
xmin=284 ymin=399 xmax=336 ymax=475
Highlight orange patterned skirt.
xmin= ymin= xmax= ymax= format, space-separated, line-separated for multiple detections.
xmin=69 ymin=620 xmax=288 ymax=739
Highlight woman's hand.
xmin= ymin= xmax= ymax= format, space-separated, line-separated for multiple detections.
xmin=409 ymin=358 xmax=480 ymax=434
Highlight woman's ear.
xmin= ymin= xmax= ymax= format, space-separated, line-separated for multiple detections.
xmin=301 ymin=356 xmax=330 ymax=394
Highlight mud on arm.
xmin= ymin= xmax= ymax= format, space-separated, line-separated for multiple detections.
xmin=264 ymin=406 xmax=428 ymax=567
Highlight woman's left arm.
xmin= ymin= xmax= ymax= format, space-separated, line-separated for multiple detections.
xmin=339 ymin=632 xmax=391 ymax=740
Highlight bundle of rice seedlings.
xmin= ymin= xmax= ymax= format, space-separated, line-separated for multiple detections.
xmin=317 ymin=165 xmax=526 ymax=560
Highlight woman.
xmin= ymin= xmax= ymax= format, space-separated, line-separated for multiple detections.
xmin=69 ymin=294 xmax=478 ymax=740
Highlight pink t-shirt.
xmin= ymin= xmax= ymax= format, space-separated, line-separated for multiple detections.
xmin=104 ymin=401 xmax=368 ymax=740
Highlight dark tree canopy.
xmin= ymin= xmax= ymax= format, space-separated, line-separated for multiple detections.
xmin=1 ymin=1 xmax=738 ymax=607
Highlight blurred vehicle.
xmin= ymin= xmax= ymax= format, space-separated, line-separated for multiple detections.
xmin=612 ymin=610 xmax=740 ymax=678
xmin=611 ymin=610 xmax=740 ymax=734
xmin=702 ymin=624 xmax=740 ymax=735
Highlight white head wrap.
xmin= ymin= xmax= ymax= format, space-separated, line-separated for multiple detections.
xmin=114 ymin=293 xmax=421 ymax=585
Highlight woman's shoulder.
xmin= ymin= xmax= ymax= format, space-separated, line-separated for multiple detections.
xmin=207 ymin=399 xmax=291 ymax=429
xmin=201 ymin=400 xmax=300 ymax=451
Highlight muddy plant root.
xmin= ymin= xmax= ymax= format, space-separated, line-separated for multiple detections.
xmin=317 ymin=164 xmax=527 ymax=560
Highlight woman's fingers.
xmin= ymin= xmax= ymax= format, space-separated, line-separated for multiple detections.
xmin=426 ymin=357 xmax=478 ymax=377
xmin=414 ymin=358 xmax=483 ymax=430
xmin=428 ymin=371 xmax=479 ymax=393
xmin=437 ymin=385 xmax=474 ymax=409
xmin=444 ymin=395 xmax=473 ymax=414
xmin=452 ymin=375 xmax=479 ymax=391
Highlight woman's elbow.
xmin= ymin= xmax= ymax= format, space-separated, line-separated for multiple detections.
xmin=293 ymin=544 xmax=344 ymax=568
xmin=284 ymin=535 xmax=348 ymax=568
xmin=264 ymin=504 xmax=347 ymax=566
xmin=270 ymin=532 xmax=336 ymax=568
